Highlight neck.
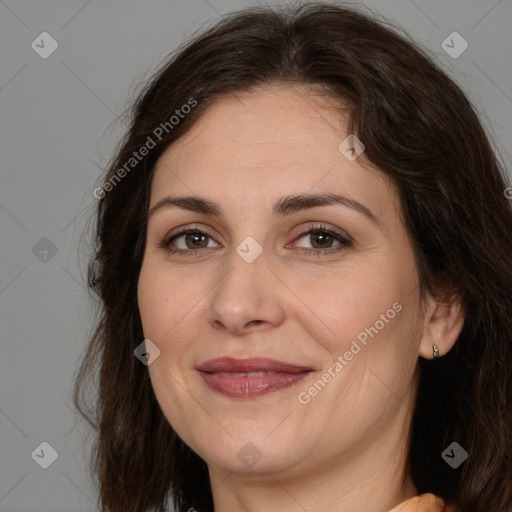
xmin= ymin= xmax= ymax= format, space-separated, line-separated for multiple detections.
xmin=208 ymin=396 xmax=418 ymax=512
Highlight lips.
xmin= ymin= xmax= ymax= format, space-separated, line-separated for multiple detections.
xmin=196 ymin=357 xmax=313 ymax=398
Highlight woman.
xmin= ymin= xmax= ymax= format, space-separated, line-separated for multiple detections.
xmin=75 ymin=3 xmax=512 ymax=511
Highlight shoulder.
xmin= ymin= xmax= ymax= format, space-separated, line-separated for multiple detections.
xmin=388 ymin=493 xmax=456 ymax=512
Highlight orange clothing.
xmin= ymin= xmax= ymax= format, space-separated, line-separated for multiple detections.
xmin=388 ymin=493 xmax=456 ymax=512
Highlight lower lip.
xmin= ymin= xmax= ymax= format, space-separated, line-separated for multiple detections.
xmin=198 ymin=371 xmax=311 ymax=398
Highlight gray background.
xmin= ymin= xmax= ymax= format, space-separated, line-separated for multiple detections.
xmin=1 ymin=0 xmax=511 ymax=511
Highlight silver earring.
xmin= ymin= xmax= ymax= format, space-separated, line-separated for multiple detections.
xmin=433 ymin=345 xmax=440 ymax=359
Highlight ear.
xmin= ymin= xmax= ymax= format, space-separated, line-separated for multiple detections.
xmin=418 ymin=293 xmax=464 ymax=359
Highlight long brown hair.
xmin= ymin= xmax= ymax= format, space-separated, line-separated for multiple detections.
xmin=74 ymin=3 xmax=512 ymax=511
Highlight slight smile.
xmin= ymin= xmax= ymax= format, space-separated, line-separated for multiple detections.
xmin=196 ymin=357 xmax=314 ymax=398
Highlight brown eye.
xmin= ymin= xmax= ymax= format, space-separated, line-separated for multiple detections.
xmin=184 ymin=232 xmax=209 ymax=249
xmin=160 ymin=228 xmax=220 ymax=254
xmin=309 ymin=231 xmax=334 ymax=249
xmin=291 ymin=225 xmax=352 ymax=257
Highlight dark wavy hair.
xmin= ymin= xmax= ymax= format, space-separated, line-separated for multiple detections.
xmin=74 ymin=2 xmax=512 ymax=511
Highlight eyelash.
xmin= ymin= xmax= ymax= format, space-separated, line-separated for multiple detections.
xmin=158 ymin=223 xmax=352 ymax=257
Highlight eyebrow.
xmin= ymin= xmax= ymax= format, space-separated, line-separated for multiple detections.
xmin=148 ymin=192 xmax=379 ymax=225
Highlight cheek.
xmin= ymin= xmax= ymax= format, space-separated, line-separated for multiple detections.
xmin=137 ymin=268 xmax=168 ymax=342
xmin=138 ymin=263 xmax=204 ymax=439
xmin=291 ymin=263 xmax=408 ymax=356
xmin=294 ymin=269 xmax=419 ymax=435
xmin=137 ymin=261 xmax=199 ymax=343
xmin=313 ymin=269 xmax=421 ymax=408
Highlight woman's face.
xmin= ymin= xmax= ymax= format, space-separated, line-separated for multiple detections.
xmin=137 ymin=85 xmax=427 ymax=480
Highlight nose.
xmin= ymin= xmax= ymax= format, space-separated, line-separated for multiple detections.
xmin=206 ymin=248 xmax=286 ymax=335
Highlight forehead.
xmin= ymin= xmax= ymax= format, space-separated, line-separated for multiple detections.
xmin=150 ymin=85 xmax=395 ymax=217
xmin=158 ymin=85 xmax=348 ymax=165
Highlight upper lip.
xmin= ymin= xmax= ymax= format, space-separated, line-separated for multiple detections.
xmin=196 ymin=357 xmax=312 ymax=373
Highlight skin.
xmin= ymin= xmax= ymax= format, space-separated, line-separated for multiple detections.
xmin=137 ymin=85 xmax=464 ymax=512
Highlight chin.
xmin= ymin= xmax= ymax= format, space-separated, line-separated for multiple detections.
xmin=181 ymin=426 xmax=306 ymax=474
